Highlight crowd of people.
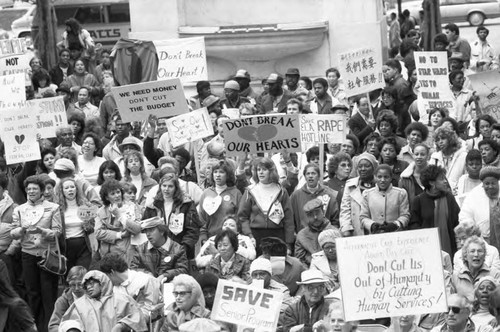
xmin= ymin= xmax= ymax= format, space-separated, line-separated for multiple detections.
xmin=2 ymin=9 xmax=500 ymax=332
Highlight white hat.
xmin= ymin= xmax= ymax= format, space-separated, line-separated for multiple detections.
xmin=297 ymin=269 xmax=329 ymax=285
xmin=59 ymin=320 xmax=84 ymax=332
xmin=250 ymin=257 xmax=273 ymax=275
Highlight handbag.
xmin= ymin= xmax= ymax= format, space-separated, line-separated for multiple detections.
xmin=38 ymin=234 xmax=67 ymax=276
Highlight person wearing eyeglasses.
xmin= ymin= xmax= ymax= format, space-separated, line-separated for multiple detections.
xmin=430 ymin=294 xmax=474 ymax=332
xmin=282 ymin=270 xmax=330 ymax=332
xmin=162 ymin=274 xmax=211 ymax=331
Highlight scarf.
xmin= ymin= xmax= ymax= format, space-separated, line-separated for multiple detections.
xmin=427 ymin=190 xmax=452 ymax=256
xmin=489 ymin=198 xmax=500 ymax=249
xmin=220 ymin=253 xmax=235 ymax=276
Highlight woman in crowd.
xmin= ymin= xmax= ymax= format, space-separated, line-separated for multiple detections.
xmin=78 ymin=133 xmax=105 ymax=187
xmin=196 ymin=215 xmax=255 ymax=268
xmin=325 ymin=152 xmax=352 ymax=193
xmin=68 ymin=113 xmax=86 ymax=146
xmin=10 ymin=175 xmax=62 ymax=332
xmin=59 ymin=18 xmax=95 ymax=57
xmin=122 ymin=150 xmax=157 ymax=207
xmin=310 ymin=228 xmax=342 ymax=292
xmin=48 ymin=266 xmax=87 ymax=332
xmin=440 ymin=117 xmax=467 ymax=151
xmin=470 ymin=277 xmax=497 ymax=329
xmin=143 ymin=172 xmax=201 ymax=259
xmin=162 ymin=274 xmax=211 ymax=332
xmin=55 ymin=178 xmax=94 ymax=270
xmin=399 ymin=144 xmax=430 ymax=208
xmin=29 ymin=57 xmax=43 ymax=79
xmin=491 ymin=123 xmax=500 ymax=146
xmin=38 ymin=147 xmax=57 ymax=180
xmin=199 ymin=160 xmax=242 ymax=244
xmin=460 ymin=166 xmax=500 ymax=246
xmin=205 ymin=229 xmax=251 ymax=282
xmin=409 ymin=165 xmax=459 ymax=257
xmin=456 ymin=149 xmax=483 ymax=207
xmin=479 ymin=139 xmax=500 ymax=167
xmin=430 ymin=126 xmax=467 ymax=191
xmin=468 ymin=114 xmax=497 ymax=150
xmin=66 ymin=59 xmax=99 ymax=103
xmin=238 ymin=157 xmax=294 ymax=253
xmin=340 ymin=152 xmax=378 ymax=237
xmin=376 ymin=110 xmax=407 ymax=149
xmin=452 ymin=236 xmax=500 ymax=301
xmin=387 ymin=316 xmax=422 ymax=332
xmin=95 ymin=179 xmax=142 ymax=263
xmin=94 ymin=160 xmax=122 ymax=194
xmin=31 ymin=69 xmax=58 ymax=99
xmin=426 ymin=107 xmax=447 ymax=150
xmin=399 ymin=122 xmax=429 ymax=164
xmin=377 ymin=136 xmax=409 ymax=186
xmin=376 ymin=86 xmax=411 ymax=138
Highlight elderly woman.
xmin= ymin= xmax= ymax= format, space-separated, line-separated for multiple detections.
xmin=310 ymin=228 xmax=342 ymax=292
xmin=430 ymin=126 xmax=467 ymax=191
xmin=399 ymin=144 xmax=430 ymax=208
xmin=161 ymin=274 xmax=211 ymax=332
xmin=205 ymin=229 xmax=251 ymax=282
xmin=471 ymin=277 xmax=498 ymax=330
xmin=468 ymin=114 xmax=497 ymax=151
xmin=452 ymin=236 xmax=500 ymax=301
xmin=479 ymin=139 xmax=500 ymax=167
xmin=325 ymin=152 xmax=352 ymax=194
xmin=460 ymin=166 xmax=500 ymax=246
xmin=77 ymin=133 xmax=105 ymax=187
xmin=400 ymin=122 xmax=430 ymax=164
xmin=409 ymin=165 xmax=459 ymax=257
xmin=10 ymin=175 xmax=62 ymax=332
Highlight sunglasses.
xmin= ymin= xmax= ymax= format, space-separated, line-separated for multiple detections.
xmin=448 ymin=306 xmax=463 ymax=314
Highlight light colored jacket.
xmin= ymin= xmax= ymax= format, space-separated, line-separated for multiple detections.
xmin=339 ymin=177 xmax=364 ymax=236
xmin=459 ymin=184 xmax=490 ymax=240
xmin=451 ymin=264 xmax=500 ymax=302
xmin=360 ymin=184 xmax=410 ymax=232
xmin=310 ymin=250 xmax=339 ymax=292
xmin=430 ymin=149 xmax=467 ymax=191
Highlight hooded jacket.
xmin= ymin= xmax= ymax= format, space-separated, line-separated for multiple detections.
xmin=60 ymin=270 xmax=147 ymax=331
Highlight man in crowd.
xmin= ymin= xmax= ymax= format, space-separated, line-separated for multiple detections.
xmin=308 ymin=78 xmax=333 ymax=114
xmin=103 ymin=112 xmax=143 ymax=161
xmin=189 ymin=80 xmax=213 ymax=110
xmin=220 ymin=80 xmax=249 ymax=109
xmin=56 ymin=126 xmax=81 ymax=153
xmin=49 ymin=48 xmax=73 ymax=86
xmin=470 ymin=26 xmax=499 ymax=72
xmin=431 ymin=294 xmax=474 ymax=332
xmin=444 ymin=23 xmax=471 ymax=68
xmin=74 ymin=87 xmax=99 ymax=119
xmin=258 ymin=73 xmax=293 ymax=114
xmin=234 ymin=69 xmax=258 ymax=101
xmin=285 ymin=67 xmax=301 ymax=96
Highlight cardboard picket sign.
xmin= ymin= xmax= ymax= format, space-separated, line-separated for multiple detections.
xmin=165 ymin=107 xmax=214 ymax=148
xmin=0 ymin=73 xmax=26 ymax=110
xmin=153 ymin=37 xmax=208 ymax=83
xmin=21 ymin=96 xmax=67 ymax=138
xmin=469 ymin=71 xmax=500 ymax=121
xmin=0 ymin=52 xmax=31 ymax=86
xmin=0 ymin=107 xmax=41 ymax=164
xmin=222 ymin=114 xmax=301 ymax=157
xmin=336 ymin=228 xmax=447 ymax=321
xmin=112 ymin=78 xmax=189 ymax=122
xmin=0 ymin=38 xmax=28 ymax=56
xmin=211 ymin=279 xmax=283 ymax=332
xmin=299 ymin=114 xmax=347 ymax=145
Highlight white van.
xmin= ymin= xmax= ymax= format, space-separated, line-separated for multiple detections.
xmin=10 ymin=0 xmax=130 ymax=47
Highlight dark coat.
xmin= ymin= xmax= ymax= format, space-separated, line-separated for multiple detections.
xmin=348 ymin=112 xmax=374 ymax=148
xmin=257 ymin=90 xmax=294 ymax=114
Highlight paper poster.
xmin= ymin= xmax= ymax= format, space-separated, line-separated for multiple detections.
xmin=0 ymin=52 xmax=31 ymax=85
xmin=112 ymin=78 xmax=189 ymax=122
xmin=414 ymin=52 xmax=454 ymax=113
xmin=211 ymin=279 xmax=283 ymax=332
xmin=154 ymin=37 xmax=208 ymax=83
xmin=22 ymin=96 xmax=67 ymax=138
xmin=222 ymin=114 xmax=301 ymax=157
xmin=0 ymin=107 xmax=41 ymax=164
xmin=165 ymin=107 xmax=214 ymax=148
xmin=0 ymin=38 xmax=28 ymax=56
xmin=222 ymin=108 xmax=240 ymax=119
xmin=469 ymin=71 xmax=500 ymax=121
xmin=338 ymin=47 xmax=385 ymax=97
xmin=0 ymin=73 xmax=26 ymax=109
xmin=299 ymin=114 xmax=347 ymax=144
xmin=336 ymin=228 xmax=447 ymax=321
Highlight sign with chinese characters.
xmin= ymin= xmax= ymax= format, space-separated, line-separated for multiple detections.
xmin=469 ymin=71 xmax=500 ymax=122
xmin=338 ymin=47 xmax=384 ymax=97
xmin=165 ymin=107 xmax=214 ymax=148
xmin=414 ymin=52 xmax=454 ymax=113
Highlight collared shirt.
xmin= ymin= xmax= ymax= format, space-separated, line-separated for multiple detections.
xmin=470 ymin=38 xmax=499 ymax=72
xmin=328 ymin=84 xmax=347 ymax=106
xmin=56 ymin=141 xmax=82 ymax=154
xmin=74 ymin=101 xmax=99 ymax=119
xmin=450 ymin=87 xmax=473 ymax=122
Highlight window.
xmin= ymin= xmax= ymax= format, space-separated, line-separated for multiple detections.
xmin=108 ymin=4 xmax=130 ymax=23
xmin=74 ymin=6 xmax=103 ymax=24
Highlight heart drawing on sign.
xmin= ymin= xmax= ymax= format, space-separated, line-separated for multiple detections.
xmin=237 ymin=124 xmax=278 ymax=142
xmin=15 ymin=135 xmax=25 ymax=144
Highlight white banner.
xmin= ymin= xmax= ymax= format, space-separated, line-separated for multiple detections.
xmin=165 ymin=108 xmax=214 ymax=148
xmin=0 ymin=73 xmax=26 ymax=110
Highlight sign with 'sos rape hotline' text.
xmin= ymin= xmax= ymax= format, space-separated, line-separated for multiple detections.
xmin=299 ymin=114 xmax=347 ymax=145
xmin=336 ymin=228 xmax=447 ymax=321
xmin=0 ymin=107 xmax=41 ymax=164
xmin=165 ymin=107 xmax=214 ymax=148
xmin=154 ymin=37 xmax=208 ymax=83
xmin=112 ymin=78 xmax=189 ymax=123
xmin=211 ymin=279 xmax=283 ymax=332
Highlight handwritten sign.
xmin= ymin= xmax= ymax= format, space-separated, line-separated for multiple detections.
xmin=469 ymin=71 xmax=500 ymax=121
xmin=414 ymin=52 xmax=454 ymax=113
xmin=153 ymin=37 xmax=208 ymax=83
xmin=165 ymin=107 xmax=214 ymax=148
xmin=222 ymin=114 xmax=301 ymax=157
xmin=338 ymin=47 xmax=384 ymax=97
xmin=299 ymin=114 xmax=347 ymax=144
xmin=0 ymin=73 xmax=26 ymax=110
xmin=0 ymin=107 xmax=41 ymax=164
xmin=0 ymin=38 xmax=27 ymax=56
xmin=336 ymin=228 xmax=447 ymax=321
xmin=211 ymin=279 xmax=283 ymax=332
xmin=0 ymin=53 xmax=31 ymax=85
xmin=112 ymin=78 xmax=189 ymax=122
xmin=21 ymin=96 xmax=67 ymax=138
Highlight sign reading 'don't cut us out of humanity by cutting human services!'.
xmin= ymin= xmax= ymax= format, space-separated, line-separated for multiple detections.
xmin=222 ymin=114 xmax=302 ymax=157
xmin=111 ymin=78 xmax=189 ymax=123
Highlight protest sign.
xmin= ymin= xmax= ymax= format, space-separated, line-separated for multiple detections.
xmin=165 ymin=108 xmax=213 ymax=148
xmin=336 ymin=228 xmax=447 ymax=321
xmin=211 ymin=279 xmax=283 ymax=332
xmin=0 ymin=38 xmax=28 ymax=56
xmin=112 ymin=78 xmax=189 ymax=122
xmin=0 ymin=53 xmax=31 ymax=85
xmin=153 ymin=37 xmax=208 ymax=83
xmin=0 ymin=107 xmax=41 ymax=164
xmin=338 ymin=47 xmax=385 ymax=97
xmin=414 ymin=52 xmax=454 ymax=112
xmin=299 ymin=114 xmax=347 ymax=145
xmin=22 ymin=96 xmax=67 ymax=138
xmin=222 ymin=108 xmax=240 ymax=119
xmin=469 ymin=71 xmax=500 ymax=121
xmin=222 ymin=114 xmax=301 ymax=157
xmin=0 ymin=73 xmax=26 ymax=110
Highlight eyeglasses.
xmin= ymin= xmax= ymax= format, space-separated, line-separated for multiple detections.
xmin=307 ymin=284 xmax=325 ymax=292
xmin=173 ymin=291 xmax=192 ymax=298
xmin=323 ymin=245 xmax=336 ymax=252
xmin=68 ymin=282 xmax=83 ymax=289
xmin=448 ymin=306 xmax=463 ymax=314
xmin=82 ymin=141 xmax=95 ymax=146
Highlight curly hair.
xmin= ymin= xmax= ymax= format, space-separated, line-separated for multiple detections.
xmin=97 ymin=161 xmax=122 ymax=185
xmin=124 ymin=150 xmax=146 ymax=180
xmin=54 ymin=177 xmax=88 ymax=211
xmin=404 ymin=122 xmax=430 ymax=142
xmin=434 ymin=126 xmax=461 ymax=153
xmin=99 ymin=179 xmax=123 ymax=206
xmin=211 ymin=159 xmax=236 ymax=187
xmin=23 ymin=175 xmax=45 ymax=192
xmin=420 ymin=165 xmax=447 ymax=190
xmin=327 ymin=152 xmax=352 ymax=179
xmin=377 ymin=136 xmax=402 ymax=156
xmin=462 ymin=235 xmax=486 ymax=265
xmin=31 ymin=68 xmax=52 ymax=90
xmin=346 ymin=134 xmax=360 ymax=153
xmin=39 ymin=147 xmax=57 ymax=174
xmin=68 ymin=113 xmax=86 ymax=144
xmin=252 ymin=157 xmax=280 ymax=184
xmin=475 ymin=114 xmax=497 ymax=137
xmin=439 ymin=117 xmax=459 ymax=134
xmin=81 ymin=132 xmax=101 ymax=156
xmin=478 ymin=139 xmax=500 ymax=155
xmin=376 ymin=111 xmax=398 ymax=135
